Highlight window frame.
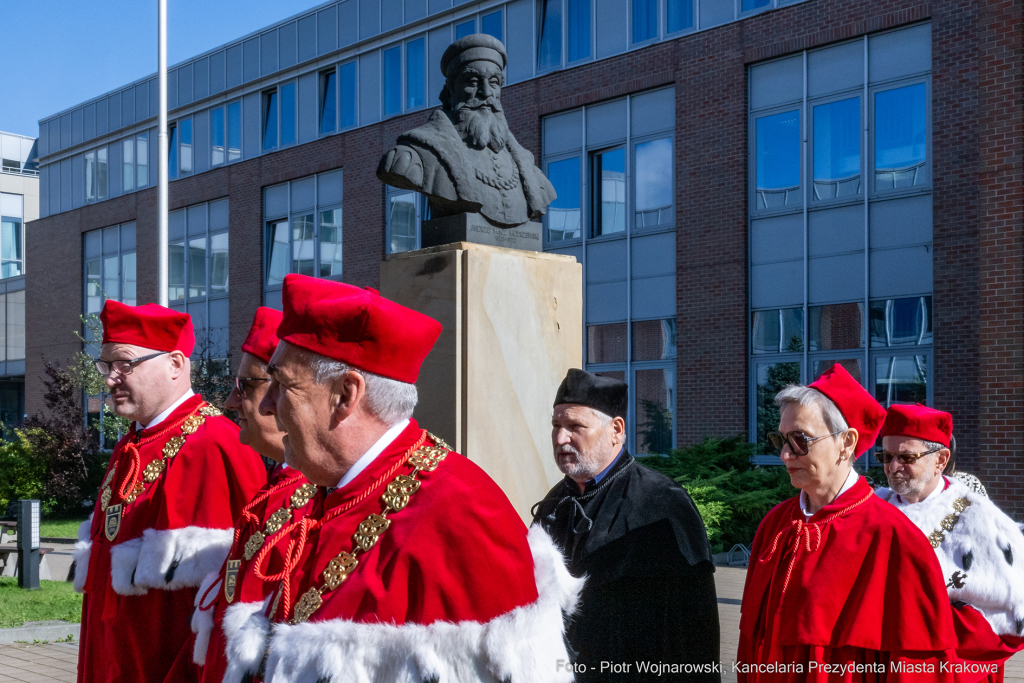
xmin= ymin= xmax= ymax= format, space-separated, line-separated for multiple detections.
xmin=319 ymin=67 xmax=339 ymax=136
xmin=542 ymin=152 xmax=585 ymax=247
xmin=0 ymin=216 xmax=24 ymax=280
xmin=168 ymin=201 xmax=230 ymax=306
xmin=868 ymin=76 xmax=932 ymax=199
xmin=384 ymin=185 xmax=426 ymax=255
xmin=84 ymin=145 xmax=109 ymax=203
xmin=807 ymin=89 xmax=865 ymax=207
xmin=262 ymin=82 xmax=298 ymax=153
xmin=537 ymin=0 xmax=594 ymax=72
xmin=749 ymin=103 xmax=804 ymax=216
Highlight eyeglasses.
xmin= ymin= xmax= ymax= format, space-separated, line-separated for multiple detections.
xmin=94 ymin=352 xmax=168 ymax=377
xmin=767 ymin=430 xmax=844 ymax=456
xmin=877 ymin=446 xmax=943 ymax=466
xmin=234 ymin=376 xmax=271 ymax=395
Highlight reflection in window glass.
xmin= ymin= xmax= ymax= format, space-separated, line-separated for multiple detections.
xmin=0 ymin=219 xmax=22 ymax=278
xmin=813 ymin=97 xmax=861 ymax=200
xmin=211 ymin=107 xmax=225 ymax=165
xmin=97 ymin=147 xmax=108 ymax=199
xmin=168 ymin=125 xmax=178 ymax=178
xmin=635 ymin=368 xmax=674 ymax=455
xmin=319 ymin=209 xmax=343 ymax=280
xmin=875 ymin=84 xmax=927 ymax=191
xmin=179 ymin=120 xmax=192 ymax=174
xmin=755 ymin=110 xmax=800 ymax=209
xmin=482 ymin=11 xmax=502 ymax=40
xmin=169 ymin=242 xmax=186 ymax=301
xmin=751 ymin=308 xmax=803 ymax=354
xmin=85 ymin=151 xmax=96 ymax=201
xmin=635 ymin=138 xmax=673 ymax=227
xmin=592 ymin=148 xmax=626 ymax=236
xmin=870 ymin=296 xmax=932 ymax=347
xmin=227 ymin=102 xmax=242 ymax=162
xmin=587 ymin=323 xmax=627 ymax=364
xmin=292 ymin=214 xmax=316 ymax=276
xmin=755 ymin=361 xmax=801 ymax=452
xmin=455 ymin=20 xmax=475 ymax=40
xmin=0 ymin=297 xmax=7 ymax=362
xmin=633 ymin=319 xmax=676 ymax=361
xmin=86 ymin=260 xmax=102 ymax=313
xmin=266 ymin=220 xmax=289 ymax=287
xmin=875 ymin=355 xmax=927 ymax=406
xmin=383 ymin=46 xmax=402 ymax=116
xmin=6 ymin=291 xmax=24 ymax=362
xmin=122 ymin=253 xmax=137 ymax=306
xmin=389 ymin=193 xmax=419 ymax=253
xmin=340 ymin=63 xmax=357 ymax=129
xmin=188 ymin=237 xmax=207 ymax=298
xmin=594 ymin=370 xmax=626 ymax=382
xmin=406 ymin=39 xmax=426 ymax=110
xmin=123 ymin=138 xmax=135 ymax=191
xmin=568 ymin=0 xmax=590 ymax=61
xmin=263 ymin=91 xmax=278 ymax=150
xmin=136 ymin=132 xmax=149 ymax=186
xmin=210 ymin=233 xmax=229 ymax=296
xmin=812 ymin=359 xmax=861 ymax=384
xmin=280 ymin=83 xmax=297 ymax=147
xmin=546 ymin=157 xmax=581 ymax=241
xmin=632 ymin=0 xmax=657 ymax=43
xmin=537 ymin=0 xmax=562 ymax=72
xmin=103 ymin=255 xmax=119 ymax=302
xmin=666 ymin=0 xmax=693 ymax=33
xmin=808 ymin=302 xmax=863 ymax=351
xmin=320 ymin=71 xmax=337 ymax=135
xmin=742 ymin=0 xmax=770 ymax=10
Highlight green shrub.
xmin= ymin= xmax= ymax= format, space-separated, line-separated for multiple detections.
xmin=0 ymin=430 xmax=47 ymax=513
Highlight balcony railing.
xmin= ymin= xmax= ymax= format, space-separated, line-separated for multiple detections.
xmin=1 ymin=164 xmax=39 ymax=177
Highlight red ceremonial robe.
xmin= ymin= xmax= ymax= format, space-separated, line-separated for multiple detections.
xmin=737 ymin=477 xmax=966 ymax=682
xmin=74 ymin=394 xmax=267 ymax=683
xmin=193 ymin=464 xmax=317 ymax=683
xmin=220 ymin=421 xmax=583 ymax=683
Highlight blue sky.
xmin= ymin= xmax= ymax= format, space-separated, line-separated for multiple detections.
xmin=0 ymin=0 xmax=326 ymax=139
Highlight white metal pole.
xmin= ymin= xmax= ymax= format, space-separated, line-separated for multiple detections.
xmin=157 ymin=0 xmax=169 ymax=307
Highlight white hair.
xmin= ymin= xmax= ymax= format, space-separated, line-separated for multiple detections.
xmin=295 ymin=347 xmax=418 ymax=425
xmin=774 ymin=385 xmax=849 ymax=438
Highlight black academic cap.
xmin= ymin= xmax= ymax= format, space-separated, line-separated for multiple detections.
xmin=553 ymin=368 xmax=628 ymax=419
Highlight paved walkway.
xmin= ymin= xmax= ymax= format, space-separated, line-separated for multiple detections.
xmin=0 ymin=566 xmax=1019 ymax=682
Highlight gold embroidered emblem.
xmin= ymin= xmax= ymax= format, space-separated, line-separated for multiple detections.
xmin=264 ymin=508 xmax=291 ymax=535
xmin=105 ymin=504 xmax=122 ymax=541
xmin=224 ymin=559 xmax=241 ymax=602
xmin=142 ymin=459 xmax=166 ymax=483
xmin=244 ymin=532 xmax=266 ymax=561
xmin=353 ymin=514 xmax=391 ymax=552
xmin=322 ymin=553 xmax=359 ymax=589
xmin=291 ymin=589 xmax=324 ymax=624
xmin=100 ymin=487 xmax=112 ymax=512
xmin=290 ymin=483 xmax=317 ymax=509
xmin=381 ymin=475 xmax=420 ymax=511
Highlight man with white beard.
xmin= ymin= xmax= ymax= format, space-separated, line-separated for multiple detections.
xmin=532 ymin=369 xmax=721 ymax=682
xmin=377 ymin=34 xmax=555 ymax=228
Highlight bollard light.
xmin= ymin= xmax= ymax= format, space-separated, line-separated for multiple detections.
xmin=17 ymin=499 xmax=40 ymax=590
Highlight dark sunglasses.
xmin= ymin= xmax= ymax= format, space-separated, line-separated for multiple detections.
xmin=95 ymin=351 xmax=168 ymax=377
xmin=767 ymin=430 xmax=843 ymax=456
xmin=877 ymin=446 xmax=943 ymax=466
xmin=234 ymin=376 xmax=271 ymax=395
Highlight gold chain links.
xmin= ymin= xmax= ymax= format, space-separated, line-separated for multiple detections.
xmin=243 ymin=482 xmax=318 ymax=561
xmin=927 ymin=497 xmax=972 ymax=548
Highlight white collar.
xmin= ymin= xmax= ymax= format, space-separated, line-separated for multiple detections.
xmin=800 ymin=467 xmax=859 ymax=519
xmin=137 ymin=389 xmax=195 ymax=430
xmin=336 ymin=419 xmax=410 ymax=489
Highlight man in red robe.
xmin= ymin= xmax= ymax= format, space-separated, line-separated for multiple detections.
xmin=737 ymin=364 xmax=1013 ymax=682
xmin=236 ymin=274 xmax=581 ymax=683
xmin=73 ymin=301 xmax=268 ymax=683
xmin=191 ymin=307 xmax=318 ymax=683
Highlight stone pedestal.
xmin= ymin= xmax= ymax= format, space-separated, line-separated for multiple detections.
xmin=380 ymin=242 xmax=582 ymax=521
xmin=421 ymin=213 xmax=543 ymax=252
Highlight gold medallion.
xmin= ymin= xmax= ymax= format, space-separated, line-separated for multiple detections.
xmin=264 ymin=508 xmax=291 ymax=535
xmin=353 ymin=514 xmax=390 ymax=552
xmin=224 ymin=559 xmax=241 ymax=602
xmin=163 ymin=435 xmax=186 ymax=458
xmin=244 ymin=532 xmax=266 ymax=561
xmin=181 ymin=415 xmax=204 ymax=435
xmin=105 ymin=504 xmax=122 ymax=541
xmin=290 ymin=483 xmax=317 ymax=509
xmin=322 ymin=553 xmax=358 ymax=589
xmin=382 ymin=475 xmax=420 ymax=511
xmin=290 ymin=588 xmax=323 ymax=624
xmin=142 ymin=459 xmax=166 ymax=483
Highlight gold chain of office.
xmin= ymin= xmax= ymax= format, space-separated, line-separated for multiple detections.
xmin=927 ymin=496 xmax=972 ymax=548
xmin=243 ymin=483 xmax=318 ymax=561
xmin=288 ymin=433 xmax=451 ymax=625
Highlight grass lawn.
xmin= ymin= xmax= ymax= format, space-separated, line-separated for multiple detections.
xmin=1 ymin=515 xmax=90 ymax=541
xmin=0 ymin=577 xmax=82 ymax=628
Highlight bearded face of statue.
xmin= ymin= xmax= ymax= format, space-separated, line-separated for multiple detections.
xmin=446 ymin=60 xmax=510 ymax=152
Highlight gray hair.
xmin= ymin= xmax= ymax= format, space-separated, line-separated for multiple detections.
xmin=774 ymin=385 xmax=849 ymax=439
xmin=918 ymin=436 xmax=957 ymax=474
xmin=294 ymin=346 xmax=418 ymax=425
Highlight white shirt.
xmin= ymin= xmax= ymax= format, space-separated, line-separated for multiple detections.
xmin=800 ymin=467 xmax=859 ymax=519
xmin=137 ymin=388 xmax=195 ymax=431
xmin=336 ymin=418 xmax=410 ymax=489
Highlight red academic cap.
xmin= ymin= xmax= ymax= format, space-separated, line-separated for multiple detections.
xmin=809 ymin=363 xmax=887 ymax=457
xmin=241 ymin=307 xmax=284 ymax=363
xmin=277 ymin=274 xmax=442 ymax=384
xmin=880 ymin=404 xmax=953 ymax=447
xmin=100 ymin=300 xmax=195 ymax=356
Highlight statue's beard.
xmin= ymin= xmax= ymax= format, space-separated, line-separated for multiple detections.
xmin=453 ymin=99 xmax=509 ymax=152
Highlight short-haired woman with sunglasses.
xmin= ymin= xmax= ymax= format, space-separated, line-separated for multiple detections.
xmin=736 ymin=364 xmax=1005 ymax=681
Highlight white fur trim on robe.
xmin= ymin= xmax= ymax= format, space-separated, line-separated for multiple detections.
xmin=109 ymin=526 xmax=233 ymax=596
xmin=192 ymin=569 xmax=223 ymax=665
xmin=879 ymin=479 xmax=1024 ymax=635
xmin=261 ymin=525 xmax=585 ymax=683
xmin=72 ymin=515 xmax=93 ymax=594
xmin=222 ymin=597 xmax=273 ymax=683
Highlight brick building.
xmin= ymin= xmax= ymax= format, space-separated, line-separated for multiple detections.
xmin=28 ymin=0 xmax=1024 ymax=517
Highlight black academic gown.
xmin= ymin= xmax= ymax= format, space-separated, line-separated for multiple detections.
xmin=533 ymin=452 xmax=721 ymax=682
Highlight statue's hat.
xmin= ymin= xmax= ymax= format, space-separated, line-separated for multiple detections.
xmin=440 ymin=34 xmax=506 ymax=78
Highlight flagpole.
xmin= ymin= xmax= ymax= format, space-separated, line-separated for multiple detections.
xmin=157 ymin=0 xmax=169 ymax=307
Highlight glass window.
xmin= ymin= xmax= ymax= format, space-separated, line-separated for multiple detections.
xmin=169 ymin=241 xmax=186 ymax=301
xmin=742 ymin=0 xmax=770 ymax=10
xmin=97 ymin=147 xmax=108 ymax=199
xmin=383 ymin=46 xmax=402 ymax=116
xmin=320 ymin=70 xmax=337 ymax=134
xmin=188 ymin=237 xmax=207 ymax=298
xmin=808 ymin=302 xmax=863 ymax=351
xmin=482 ymin=11 xmax=502 ymax=40
xmin=86 ymin=259 xmax=102 ymax=313
xmin=568 ymin=0 xmax=590 ymax=61
xmin=210 ymin=232 xmax=229 ymax=296
xmin=121 ymin=252 xmax=137 ymax=306
xmin=632 ymin=0 xmax=657 ymax=43
xmin=280 ymin=83 xmax=297 ymax=147
xmin=813 ymin=97 xmax=861 ymax=200
xmin=168 ymin=125 xmax=178 ymax=178
xmin=667 ymin=0 xmax=693 ymax=33
xmin=389 ymin=191 xmax=419 ymax=253
xmin=6 ymin=290 xmax=24 ymax=362
xmin=319 ymin=208 xmax=343 ymax=280
xmin=812 ymin=358 xmax=861 ymax=383
xmin=0 ymin=297 xmax=7 ymax=362
xmin=0 ymin=218 xmax=22 ymax=278
xmin=633 ymin=319 xmax=677 ymax=360
xmin=103 ymin=255 xmax=120 ymax=301
xmin=592 ymin=148 xmax=626 ymax=236
xmin=406 ymin=38 xmax=426 ymax=110
xmin=755 ymin=110 xmax=800 ymax=209
xmin=587 ymin=323 xmax=627 ymax=363
xmin=875 ymin=355 xmax=927 ymax=405
xmin=136 ymin=132 xmax=149 ymax=187
xmin=85 ymin=150 xmax=96 ymax=201
xmin=263 ymin=90 xmax=279 ymax=150
xmin=874 ymin=83 xmax=927 ymax=191
xmin=266 ymin=219 xmax=289 ymax=287
xmin=456 ymin=20 xmax=475 ymax=40
xmin=751 ymin=308 xmax=803 ymax=354
xmin=870 ymin=296 xmax=932 ymax=347
xmin=227 ymin=102 xmax=242 ymax=161
xmin=546 ymin=157 xmax=581 ymax=241
xmin=340 ymin=62 xmax=357 ymax=129
xmin=179 ymin=119 xmax=192 ymax=174
xmin=211 ymin=107 xmax=225 ymax=165
xmin=292 ymin=214 xmax=316 ymax=276
xmin=123 ymin=138 xmax=135 ymax=191
xmin=635 ymin=368 xmax=674 ymax=455
xmin=755 ymin=361 xmax=801 ymax=451
xmin=634 ymin=138 xmax=673 ymax=228
xmin=537 ymin=0 xmax=562 ymax=72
